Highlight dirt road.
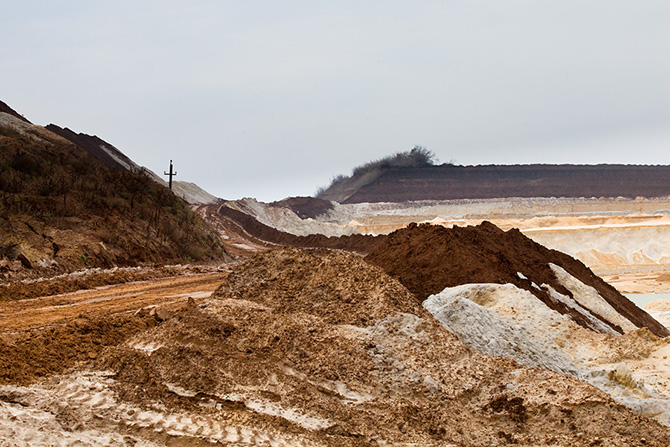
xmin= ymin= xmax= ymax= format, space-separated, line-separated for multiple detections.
xmin=0 ymin=272 xmax=228 ymax=332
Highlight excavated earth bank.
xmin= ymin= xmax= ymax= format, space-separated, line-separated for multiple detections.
xmin=365 ymin=222 xmax=669 ymax=338
xmin=333 ymin=164 xmax=670 ymax=204
xmin=0 ymin=312 xmax=158 ymax=385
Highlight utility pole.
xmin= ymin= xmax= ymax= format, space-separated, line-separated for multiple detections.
xmin=164 ymin=160 xmax=177 ymax=190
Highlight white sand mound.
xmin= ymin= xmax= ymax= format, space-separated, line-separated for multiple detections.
xmin=425 ymin=278 xmax=670 ymax=426
xmin=424 ymin=283 xmax=579 ymax=375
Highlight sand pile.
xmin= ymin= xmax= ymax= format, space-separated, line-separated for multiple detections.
xmin=423 ymin=282 xmax=670 ymax=425
xmin=13 ymin=248 xmax=660 ymax=446
xmin=230 ymin=195 xmax=670 ymax=276
xmin=225 ymin=198 xmax=351 ymax=238
xmin=365 ymin=222 xmax=669 ymax=337
xmin=646 ymin=299 xmax=670 ymax=329
xmin=362 ymin=223 xmax=670 ymax=425
xmin=2 ymin=247 xmax=669 ymax=445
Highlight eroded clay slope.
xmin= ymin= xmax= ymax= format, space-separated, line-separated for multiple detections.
xmin=0 ymin=102 xmax=228 ymax=279
xmin=197 ymin=203 xmax=381 ymax=256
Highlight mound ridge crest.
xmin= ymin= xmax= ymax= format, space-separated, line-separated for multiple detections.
xmin=213 ymin=247 xmax=419 ymax=325
xmin=365 ymin=222 xmax=670 ymax=337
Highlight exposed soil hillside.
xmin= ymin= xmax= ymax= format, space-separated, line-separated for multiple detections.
xmin=365 ymin=222 xmax=669 ymax=337
xmin=1 ymin=248 xmax=669 ymax=445
xmin=319 ymin=163 xmax=670 ymax=203
xmin=197 ymin=203 xmax=670 ymax=338
xmin=0 ymin=104 xmax=228 ymax=279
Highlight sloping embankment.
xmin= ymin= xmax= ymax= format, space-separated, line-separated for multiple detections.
xmin=364 ymin=222 xmax=669 ymax=338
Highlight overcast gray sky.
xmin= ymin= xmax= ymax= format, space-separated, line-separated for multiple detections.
xmin=3 ymin=1 xmax=670 ymax=201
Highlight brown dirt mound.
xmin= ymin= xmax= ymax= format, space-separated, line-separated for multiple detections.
xmin=270 ymin=196 xmax=334 ymax=219
xmin=365 ymin=222 xmax=670 ymax=337
xmin=0 ymin=312 xmax=158 ymax=385
xmin=214 ymin=247 xmax=420 ymax=326
xmin=99 ymin=248 xmax=670 ymax=446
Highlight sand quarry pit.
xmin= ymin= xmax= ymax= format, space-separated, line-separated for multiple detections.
xmin=224 ymin=196 xmax=670 ymax=288
xmin=1 ymin=245 xmax=670 ymax=446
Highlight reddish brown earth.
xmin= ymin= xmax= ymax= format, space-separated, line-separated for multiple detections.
xmin=0 ymin=312 xmax=158 ymax=385
xmin=0 ymin=266 xmax=180 ymax=301
xmin=364 ymin=222 xmax=670 ymax=338
xmin=0 ymin=269 xmax=227 ymax=385
xmin=0 ymin=244 xmax=668 ymax=445
xmin=195 ymin=201 xmax=670 ymax=339
xmin=199 ymin=204 xmax=669 ymax=337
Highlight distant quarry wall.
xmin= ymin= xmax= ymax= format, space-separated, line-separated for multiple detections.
xmin=340 ymin=198 xmax=670 ymax=275
xmin=319 ymin=164 xmax=670 ymax=203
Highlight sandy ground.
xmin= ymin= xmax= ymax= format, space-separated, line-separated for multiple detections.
xmin=602 ymin=270 xmax=670 ymax=294
xmin=0 ymin=272 xmax=228 ymax=332
xmin=1 ymin=251 xmax=670 ymax=445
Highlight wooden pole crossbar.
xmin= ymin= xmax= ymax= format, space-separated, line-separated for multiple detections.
xmin=164 ymin=160 xmax=177 ymax=190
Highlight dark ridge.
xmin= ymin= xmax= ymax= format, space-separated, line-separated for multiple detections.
xmin=269 ymin=196 xmax=334 ymax=219
xmin=210 ymin=204 xmax=381 ymax=254
xmin=337 ymin=164 xmax=670 ymax=203
xmin=0 ymin=100 xmax=31 ymax=123
xmin=364 ymin=222 xmax=670 ymax=338
xmin=45 ymin=124 xmax=138 ymax=172
xmin=0 ymin=106 xmax=228 ymax=274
